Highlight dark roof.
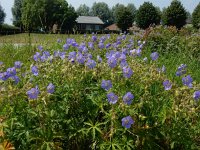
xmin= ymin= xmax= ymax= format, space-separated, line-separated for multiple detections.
xmin=76 ymin=16 xmax=104 ymax=24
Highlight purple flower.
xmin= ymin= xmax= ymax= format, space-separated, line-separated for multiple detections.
xmin=130 ymin=49 xmax=137 ymax=57
xmin=150 ymin=52 xmax=159 ymax=61
xmin=119 ymin=53 xmax=126 ymax=62
xmin=11 ymin=76 xmax=20 ymax=84
xmin=6 ymin=67 xmax=16 ymax=77
xmin=57 ymin=39 xmax=61 ymax=43
xmin=193 ymin=91 xmax=200 ymax=101
xmin=0 ymin=72 xmax=9 ymax=81
xmin=63 ymin=44 xmax=69 ymax=50
xmin=86 ymin=59 xmax=96 ymax=69
xmin=40 ymin=51 xmax=50 ymax=62
xmin=92 ymin=36 xmax=97 ymax=42
xmin=88 ymin=42 xmax=94 ymax=50
xmin=122 ymin=66 xmax=133 ymax=78
xmin=176 ymin=64 xmax=187 ymax=76
xmin=122 ymin=48 xmax=129 ymax=55
xmin=59 ymin=52 xmax=66 ymax=60
xmin=76 ymin=53 xmax=85 ymax=64
xmin=53 ymin=51 xmax=60 ymax=58
xmin=14 ymin=61 xmax=22 ymax=68
xmin=122 ymin=116 xmax=134 ymax=128
xmin=100 ymin=36 xmax=106 ymax=42
xmin=101 ymin=80 xmax=112 ymax=91
xmin=0 ymin=61 xmax=3 ymax=66
xmin=123 ymin=92 xmax=134 ymax=105
xmin=47 ymin=83 xmax=55 ymax=94
xmin=97 ymin=55 xmax=102 ymax=63
xmin=38 ymin=45 xmax=43 ymax=51
xmin=163 ymin=80 xmax=172 ymax=90
xmin=107 ymin=56 xmax=117 ymax=68
xmin=31 ymin=66 xmax=39 ymax=76
xmin=120 ymin=60 xmax=128 ymax=68
xmin=106 ymin=43 xmax=111 ymax=49
xmin=98 ymin=42 xmax=104 ymax=49
xmin=182 ymin=75 xmax=193 ymax=88
xmin=107 ymin=92 xmax=118 ymax=104
xmin=33 ymin=52 xmax=41 ymax=61
xmin=27 ymin=86 xmax=40 ymax=99
xmin=136 ymin=48 xmax=142 ymax=57
xmin=68 ymin=51 xmax=76 ymax=63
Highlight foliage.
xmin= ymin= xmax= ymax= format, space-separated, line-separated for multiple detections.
xmin=116 ymin=8 xmax=134 ymax=32
xmin=21 ymin=0 xmax=77 ymax=32
xmin=90 ymin=2 xmax=113 ymax=26
xmin=162 ymin=0 xmax=187 ymax=29
xmin=112 ymin=3 xmax=125 ymax=23
xmin=60 ymin=5 xmax=77 ymax=33
xmin=0 ymin=30 xmax=200 ymax=149
xmin=12 ymin=0 xmax=23 ymax=28
xmin=0 ymin=24 xmax=20 ymax=35
xmin=76 ymin=4 xmax=90 ymax=16
xmin=136 ymin=2 xmax=161 ymax=29
xmin=0 ymin=4 xmax=6 ymax=25
xmin=126 ymin=3 xmax=137 ymax=21
xmin=192 ymin=2 xmax=200 ymax=29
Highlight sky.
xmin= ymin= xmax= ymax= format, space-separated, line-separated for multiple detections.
xmin=1 ymin=0 xmax=200 ymax=25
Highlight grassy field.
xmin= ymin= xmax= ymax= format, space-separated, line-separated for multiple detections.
xmin=0 ymin=28 xmax=200 ymax=149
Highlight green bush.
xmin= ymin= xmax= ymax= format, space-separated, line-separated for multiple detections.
xmin=162 ymin=0 xmax=187 ymax=29
xmin=0 ymin=24 xmax=20 ymax=35
xmin=136 ymin=2 xmax=161 ymax=29
xmin=192 ymin=2 xmax=200 ymax=29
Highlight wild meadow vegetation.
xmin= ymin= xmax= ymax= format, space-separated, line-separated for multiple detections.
xmin=0 ymin=26 xmax=200 ymax=149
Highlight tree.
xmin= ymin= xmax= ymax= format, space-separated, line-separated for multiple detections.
xmin=136 ymin=2 xmax=161 ymax=29
xmin=116 ymin=8 xmax=134 ymax=32
xmin=112 ymin=3 xmax=125 ymax=23
xmin=21 ymin=0 xmax=39 ymax=31
xmin=61 ymin=5 xmax=77 ymax=32
xmin=21 ymin=0 xmax=77 ymax=32
xmin=12 ymin=0 xmax=23 ymax=28
xmin=90 ymin=2 xmax=113 ymax=26
xmin=163 ymin=0 xmax=187 ymax=29
xmin=0 ymin=4 xmax=6 ymax=25
xmin=127 ymin=3 xmax=137 ymax=21
xmin=76 ymin=4 xmax=90 ymax=16
xmin=192 ymin=2 xmax=200 ymax=29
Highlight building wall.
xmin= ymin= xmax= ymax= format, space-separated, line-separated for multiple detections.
xmin=77 ymin=24 xmax=103 ymax=31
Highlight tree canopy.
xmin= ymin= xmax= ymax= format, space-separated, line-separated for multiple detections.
xmin=192 ymin=2 xmax=200 ymax=29
xmin=136 ymin=2 xmax=161 ymax=29
xmin=21 ymin=0 xmax=77 ymax=32
xmin=12 ymin=0 xmax=23 ymax=28
xmin=112 ymin=3 xmax=125 ymax=23
xmin=76 ymin=4 xmax=90 ymax=16
xmin=116 ymin=8 xmax=134 ymax=32
xmin=90 ymin=2 xmax=113 ymax=26
xmin=127 ymin=3 xmax=137 ymax=21
xmin=0 ymin=4 xmax=6 ymax=25
xmin=162 ymin=0 xmax=187 ymax=29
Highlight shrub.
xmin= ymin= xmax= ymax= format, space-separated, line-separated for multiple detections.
xmin=136 ymin=2 xmax=161 ymax=29
xmin=0 ymin=24 xmax=20 ymax=35
xmin=162 ymin=0 xmax=187 ymax=29
xmin=192 ymin=2 xmax=200 ymax=29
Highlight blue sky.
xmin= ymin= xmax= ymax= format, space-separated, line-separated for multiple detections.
xmin=1 ymin=0 xmax=200 ymax=25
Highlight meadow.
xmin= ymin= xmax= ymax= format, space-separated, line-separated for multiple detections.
xmin=0 ymin=26 xmax=200 ymax=149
